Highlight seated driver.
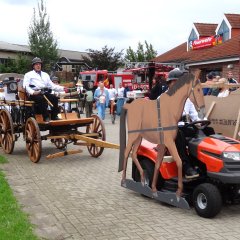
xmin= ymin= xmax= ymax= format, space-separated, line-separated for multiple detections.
xmin=23 ymin=57 xmax=66 ymax=121
xmin=166 ymin=69 xmax=201 ymax=179
xmin=176 ymin=98 xmax=200 ymax=179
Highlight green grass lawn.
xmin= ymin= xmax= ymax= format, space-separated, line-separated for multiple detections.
xmin=0 ymin=155 xmax=39 ymax=240
xmin=0 ymin=155 xmax=8 ymax=164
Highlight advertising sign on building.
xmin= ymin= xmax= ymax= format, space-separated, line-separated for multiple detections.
xmin=189 ymin=35 xmax=222 ymax=50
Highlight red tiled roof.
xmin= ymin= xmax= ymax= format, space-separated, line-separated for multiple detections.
xmin=225 ymin=14 xmax=240 ymax=28
xmin=154 ymin=34 xmax=240 ymax=64
xmin=194 ymin=23 xmax=218 ymax=36
xmin=154 ymin=42 xmax=187 ymax=63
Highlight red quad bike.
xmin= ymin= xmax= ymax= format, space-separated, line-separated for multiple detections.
xmin=121 ymin=120 xmax=240 ymax=218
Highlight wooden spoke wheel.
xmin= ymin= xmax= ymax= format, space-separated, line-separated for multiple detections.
xmin=0 ymin=109 xmax=15 ymax=154
xmin=86 ymin=114 xmax=106 ymax=157
xmin=53 ymin=138 xmax=68 ymax=149
xmin=25 ymin=117 xmax=42 ymax=163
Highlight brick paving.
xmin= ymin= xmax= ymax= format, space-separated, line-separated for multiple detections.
xmin=1 ymin=113 xmax=240 ymax=240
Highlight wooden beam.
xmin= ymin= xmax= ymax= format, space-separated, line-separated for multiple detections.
xmin=46 ymin=149 xmax=83 ymax=159
xmin=59 ymin=98 xmax=79 ymax=103
xmin=73 ymin=134 xmax=119 ymax=149
xmin=201 ymin=83 xmax=240 ymax=89
xmin=48 ymin=118 xmax=94 ymax=126
xmin=46 ymin=135 xmax=69 ymax=140
xmin=205 ymin=101 xmax=216 ymax=119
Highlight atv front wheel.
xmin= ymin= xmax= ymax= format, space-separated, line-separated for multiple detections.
xmin=193 ymin=183 xmax=222 ymax=218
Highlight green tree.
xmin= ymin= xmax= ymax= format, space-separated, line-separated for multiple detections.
xmin=15 ymin=54 xmax=31 ymax=74
xmin=28 ymin=0 xmax=59 ymax=73
xmin=0 ymin=58 xmax=15 ymax=73
xmin=0 ymin=54 xmax=30 ymax=74
xmin=82 ymin=46 xmax=124 ymax=71
xmin=125 ymin=41 xmax=157 ymax=62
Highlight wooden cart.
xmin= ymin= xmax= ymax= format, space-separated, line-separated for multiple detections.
xmin=0 ymin=98 xmax=119 ymax=163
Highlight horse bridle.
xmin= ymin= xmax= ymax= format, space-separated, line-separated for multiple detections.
xmin=188 ymin=78 xmax=204 ymax=111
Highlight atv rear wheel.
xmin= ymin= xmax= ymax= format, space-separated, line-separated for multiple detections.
xmin=193 ymin=183 xmax=222 ymax=218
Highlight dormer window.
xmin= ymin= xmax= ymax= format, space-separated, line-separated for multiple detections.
xmin=217 ymin=20 xmax=230 ymax=42
xmin=188 ymin=29 xmax=198 ymax=50
xmin=188 ymin=29 xmax=198 ymax=43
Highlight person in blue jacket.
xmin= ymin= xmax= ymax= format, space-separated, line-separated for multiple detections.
xmin=93 ymin=82 xmax=109 ymax=120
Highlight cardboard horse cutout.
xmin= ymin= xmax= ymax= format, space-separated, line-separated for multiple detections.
xmin=118 ymin=70 xmax=205 ymax=198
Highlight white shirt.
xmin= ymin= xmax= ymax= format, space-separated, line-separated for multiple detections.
xmin=178 ymin=98 xmax=200 ymax=126
xmin=117 ymin=87 xmax=125 ymax=98
xmin=218 ymin=89 xmax=229 ymax=98
xmin=23 ymin=70 xmax=64 ymax=95
xmin=108 ymin=88 xmax=117 ymax=100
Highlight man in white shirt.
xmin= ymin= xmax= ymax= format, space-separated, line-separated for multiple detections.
xmin=116 ymin=83 xmax=125 ymax=116
xmin=23 ymin=57 xmax=66 ymax=121
xmin=108 ymin=84 xmax=117 ymax=100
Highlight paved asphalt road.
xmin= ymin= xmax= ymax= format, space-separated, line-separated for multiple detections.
xmin=1 ymin=112 xmax=240 ymax=240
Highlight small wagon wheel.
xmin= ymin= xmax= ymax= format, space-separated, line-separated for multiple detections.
xmin=0 ymin=109 xmax=15 ymax=154
xmin=25 ymin=117 xmax=42 ymax=163
xmin=86 ymin=114 xmax=106 ymax=157
xmin=53 ymin=138 xmax=68 ymax=149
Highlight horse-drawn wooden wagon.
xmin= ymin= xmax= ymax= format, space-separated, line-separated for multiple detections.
xmin=0 ymin=77 xmax=119 ymax=163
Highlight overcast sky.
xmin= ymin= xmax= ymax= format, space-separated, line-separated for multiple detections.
xmin=1 ymin=0 xmax=239 ymax=55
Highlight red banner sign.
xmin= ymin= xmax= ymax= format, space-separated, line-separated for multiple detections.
xmin=189 ymin=35 xmax=222 ymax=50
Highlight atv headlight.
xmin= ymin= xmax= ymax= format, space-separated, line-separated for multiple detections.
xmin=223 ymin=152 xmax=240 ymax=161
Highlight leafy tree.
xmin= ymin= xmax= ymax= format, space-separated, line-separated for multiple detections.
xmin=28 ymin=0 xmax=59 ymax=73
xmin=0 ymin=59 xmax=15 ymax=73
xmin=0 ymin=54 xmax=30 ymax=74
xmin=125 ymin=41 xmax=157 ymax=62
xmin=82 ymin=46 xmax=124 ymax=71
xmin=15 ymin=54 xmax=31 ymax=74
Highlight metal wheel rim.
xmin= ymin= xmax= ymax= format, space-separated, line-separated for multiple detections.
xmin=25 ymin=118 xmax=42 ymax=163
xmin=197 ymin=193 xmax=207 ymax=209
xmin=86 ymin=114 xmax=106 ymax=157
xmin=0 ymin=109 xmax=15 ymax=154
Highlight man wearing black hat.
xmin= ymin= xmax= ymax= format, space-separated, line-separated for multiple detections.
xmin=23 ymin=57 xmax=66 ymax=121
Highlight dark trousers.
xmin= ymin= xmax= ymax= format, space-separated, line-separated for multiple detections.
xmin=29 ymin=93 xmax=59 ymax=119
xmin=175 ymin=128 xmax=195 ymax=172
xmin=85 ymin=101 xmax=93 ymax=118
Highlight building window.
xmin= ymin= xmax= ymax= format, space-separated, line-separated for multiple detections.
xmin=71 ymin=64 xmax=76 ymax=73
xmin=217 ymin=20 xmax=230 ymax=42
xmin=188 ymin=29 xmax=198 ymax=50
xmin=0 ymin=58 xmax=10 ymax=65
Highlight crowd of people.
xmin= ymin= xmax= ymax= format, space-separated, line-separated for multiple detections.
xmin=202 ymin=70 xmax=238 ymax=97
xmin=23 ymin=57 xmax=239 ymax=123
xmin=22 ymin=58 xmax=239 ymax=179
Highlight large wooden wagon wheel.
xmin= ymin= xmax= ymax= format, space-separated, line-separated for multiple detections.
xmin=86 ymin=114 xmax=106 ymax=157
xmin=25 ymin=117 xmax=42 ymax=163
xmin=0 ymin=109 xmax=15 ymax=154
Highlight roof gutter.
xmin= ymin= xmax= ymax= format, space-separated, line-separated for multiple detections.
xmin=185 ymin=57 xmax=239 ymax=67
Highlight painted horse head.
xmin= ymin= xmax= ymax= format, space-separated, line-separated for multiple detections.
xmin=166 ymin=69 xmax=205 ymax=119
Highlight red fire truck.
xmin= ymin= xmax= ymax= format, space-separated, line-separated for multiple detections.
xmin=79 ymin=69 xmax=134 ymax=90
xmin=78 ymin=62 xmax=173 ymax=91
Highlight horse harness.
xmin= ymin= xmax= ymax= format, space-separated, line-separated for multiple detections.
xmin=127 ymin=78 xmax=201 ymax=144
xmin=128 ymin=97 xmax=178 ymax=144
